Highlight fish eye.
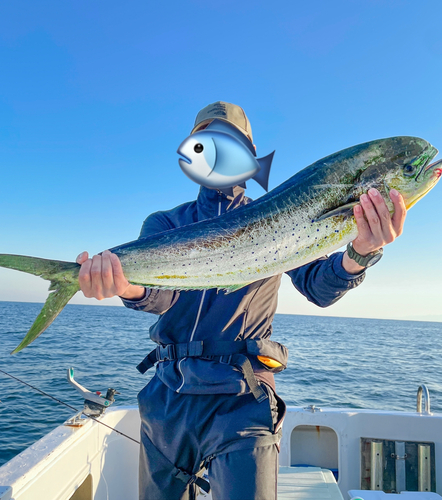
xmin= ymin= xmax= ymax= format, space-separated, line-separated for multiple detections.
xmin=194 ymin=143 xmax=204 ymax=153
xmin=403 ymin=164 xmax=416 ymax=177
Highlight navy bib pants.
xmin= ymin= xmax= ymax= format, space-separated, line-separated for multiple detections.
xmin=138 ymin=376 xmax=283 ymax=500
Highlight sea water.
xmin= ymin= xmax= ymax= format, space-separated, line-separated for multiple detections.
xmin=1 ymin=301 xmax=441 ymax=467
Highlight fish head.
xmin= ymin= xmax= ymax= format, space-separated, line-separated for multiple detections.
xmin=177 ymin=132 xmax=217 ymax=185
xmin=346 ymin=137 xmax=440 ymax=210
xmin=377 ymin=138 xmax=440 ymax=209
xmin=390 ymin=157 xmax=442 ymax=209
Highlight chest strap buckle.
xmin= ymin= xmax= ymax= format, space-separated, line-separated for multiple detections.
xmin=157 ymin=344 xmax=176 ymax=362
xmin=137 ymin=341 xmax=204 ymax=374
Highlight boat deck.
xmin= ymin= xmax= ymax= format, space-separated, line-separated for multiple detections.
xmin=278 ymin=467 xmax=343 ymax=499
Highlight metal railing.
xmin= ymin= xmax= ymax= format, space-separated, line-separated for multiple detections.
xmin=417 ymin=384 xmax=431 ymax=415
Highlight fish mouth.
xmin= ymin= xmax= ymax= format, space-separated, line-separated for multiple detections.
xmin=178 ymin=152 xmax=192 ymax=165
xmin=425 ymin=158 xmax=442 ymax=178
xmin=405 ymin=158 xmax=442 ymax=209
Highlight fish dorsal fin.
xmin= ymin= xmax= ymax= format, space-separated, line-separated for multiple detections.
xmin=253 ymin=151 xmax=275 ymax=191
xmin=315 ymin=202 xmax=358 ymax=222
xmin=205 ymin=119 xmax=256 ymax=156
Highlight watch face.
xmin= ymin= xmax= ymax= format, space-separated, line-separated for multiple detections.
xmin=365 ymin=252 xmax=383 ymax=267
xmin=347 ymin=242 xmax=383 ymax=268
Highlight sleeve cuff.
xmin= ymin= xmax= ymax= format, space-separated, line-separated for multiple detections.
xmin=120 ymin=288 xmax=152 ymax=308
xmin=331 ymin=252 xmax=366 ymax=282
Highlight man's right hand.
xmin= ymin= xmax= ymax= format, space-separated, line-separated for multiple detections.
xmin=76 ymin=250 xmax=146 ymax=301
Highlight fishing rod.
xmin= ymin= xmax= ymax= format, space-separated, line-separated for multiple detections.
xmin=0 ymin=367 xmax=140 ymax=445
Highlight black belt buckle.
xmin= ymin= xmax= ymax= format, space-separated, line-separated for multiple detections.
xmin=157 ymin=344 xmax=176 ymax=362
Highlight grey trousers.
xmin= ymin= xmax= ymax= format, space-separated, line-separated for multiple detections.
xmin=138 ymin=375 xmax=284 ymax=500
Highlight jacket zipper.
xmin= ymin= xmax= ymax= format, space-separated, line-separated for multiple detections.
xmin=176 ymin=291 xmax=206 ymax=392
xmin=217 ymin=191 xmax=222 ymax=216
xmin=176 ymin=194 xmax=223 ymax=393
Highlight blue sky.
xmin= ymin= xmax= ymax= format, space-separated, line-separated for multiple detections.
xmin=0 ymin=0 xmax=441 ymax=321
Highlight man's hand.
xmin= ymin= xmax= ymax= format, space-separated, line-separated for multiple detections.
xmin=342 ymin=188 xmax=406 ymax=274
xmin=76 ymin=250 xmax=146 ymax=300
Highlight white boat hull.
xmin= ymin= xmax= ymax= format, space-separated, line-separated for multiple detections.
xmin=1 ymin=404 xmax=442 ymax=499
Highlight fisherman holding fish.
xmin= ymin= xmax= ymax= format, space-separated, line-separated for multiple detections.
xmin=0 ymin=96 xmax=439 ymax=497
xmin=72 ymin=102 xmax=413 ymax=500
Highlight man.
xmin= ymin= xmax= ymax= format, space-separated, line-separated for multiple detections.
xmin=77 ymin=102 xmax=406 ymax=500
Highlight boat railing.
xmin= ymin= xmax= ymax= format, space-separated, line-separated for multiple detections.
xmin=417 ymin=384 xmax=431 ymax=415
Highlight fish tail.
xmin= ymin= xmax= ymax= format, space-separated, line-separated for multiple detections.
xmin=0 ymin=254 xmax=80 ymax=354
xmin=254 ymin=151 xmax=275 ymax=191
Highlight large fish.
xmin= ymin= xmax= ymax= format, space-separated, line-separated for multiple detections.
xmin=1 ymin=136 xmax=440 ymax=354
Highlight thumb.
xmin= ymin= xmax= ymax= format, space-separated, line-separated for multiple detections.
xmin=76 ymin=251 xmax=89 ymax=265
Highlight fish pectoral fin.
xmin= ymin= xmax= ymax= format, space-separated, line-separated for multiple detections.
xmin=253 ymin=151 xmax=275 ymax=191
xmin=315 ymin=202 xmax=358 ymax=222
xmin=205 ymin=137 xmax=218 ymax=176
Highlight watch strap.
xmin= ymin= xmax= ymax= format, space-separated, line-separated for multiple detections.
xmin=347 ymin=242 xmax=383 ymax=268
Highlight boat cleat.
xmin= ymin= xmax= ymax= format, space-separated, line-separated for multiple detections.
xmin=303 ymin=404 xmax=322 ymax=413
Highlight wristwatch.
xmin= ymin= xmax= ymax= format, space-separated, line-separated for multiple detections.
xmin=346 ymin=242 xmax=383 ymax=268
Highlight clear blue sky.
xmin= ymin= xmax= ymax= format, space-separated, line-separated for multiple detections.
xmin=0 ymin=0 xmax=441 ymax=321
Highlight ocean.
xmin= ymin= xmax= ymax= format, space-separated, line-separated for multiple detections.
xmin=1 ymin=301 xmax=441 ymax=467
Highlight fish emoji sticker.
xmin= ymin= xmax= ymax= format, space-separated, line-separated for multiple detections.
xmin=177 ymin=119 xmax=274 ymax=195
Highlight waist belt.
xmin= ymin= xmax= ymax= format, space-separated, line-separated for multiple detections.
xmin=136 ymin=339 xmax=288 ymax=403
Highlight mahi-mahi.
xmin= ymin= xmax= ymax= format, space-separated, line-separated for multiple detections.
xmin=1 ymin=136 xmax=440 ymax=353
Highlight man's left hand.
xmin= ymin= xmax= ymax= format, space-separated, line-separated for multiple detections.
xmin=342 ymin=188 xmax=406 ymax=274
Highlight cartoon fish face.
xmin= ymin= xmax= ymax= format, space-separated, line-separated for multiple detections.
xmin=177 ymin=119 xmax=274 ymax=192
xmin=177 ymin=132 xmax=219 ymax=186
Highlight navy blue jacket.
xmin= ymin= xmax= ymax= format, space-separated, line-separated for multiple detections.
xmin=123 ymin=186 xmax=365 ymax=394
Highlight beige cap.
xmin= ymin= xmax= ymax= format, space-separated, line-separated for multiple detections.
xmin=191 ymin=101 xmax=253 ymax=142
